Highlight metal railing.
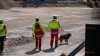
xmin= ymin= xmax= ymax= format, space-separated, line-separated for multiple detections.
xmin=68 ymin=41 xmax=85 ymax=56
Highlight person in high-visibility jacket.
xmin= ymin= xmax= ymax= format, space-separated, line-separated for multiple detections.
xmin=0 ymin=20 xmax=7 ymax=55
xmin=48 ymin=16 xmax=61 ymax=48
xmin=32 ymin=18 xmax=45 ymax=51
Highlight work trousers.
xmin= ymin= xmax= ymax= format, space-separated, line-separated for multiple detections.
xmin=0 ymin=36 xmax=5 ymax=54
xmin=50 ymin=29 xmax=59 ymax=48
xmin=35 ymin=34 xmax=42 ymax=49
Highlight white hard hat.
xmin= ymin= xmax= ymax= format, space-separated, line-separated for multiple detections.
xmin=35 ymin=17 xmax=39 ymax=19
xmin=52 ymin=14 xmax=59 ymax=17
xmin=0 ymin=17 xmax=4 ymax=23
xmin=0 ymin=17 xmax=4 ymax=20
xmin=0 ymin=19 xmax=3 ymax=21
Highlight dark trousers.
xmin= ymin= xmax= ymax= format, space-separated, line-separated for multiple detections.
xmin=50 ymin=29 xmax=59 ymax=48
xmin=0 ymin=36 xmax=5 ymax=54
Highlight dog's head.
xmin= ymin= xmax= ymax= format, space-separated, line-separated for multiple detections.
xmin=66 ymin=33 xmax=71 ymax=37
xmin=60 ymin=33 xmax=72 ymax=39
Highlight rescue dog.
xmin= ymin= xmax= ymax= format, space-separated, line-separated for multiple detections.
xmin=59 ymin=33 xmax=71 ymax=45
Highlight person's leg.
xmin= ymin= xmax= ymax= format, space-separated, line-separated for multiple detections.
xmin=0 ymin=36 xmax=4 ymax=55
xmin=0 ymin=37 xmax=2 ymax=54
xmin=35 ymin=37 xmax=38 ymax=49
xmin=39 ymin=38 xmax=41 ymax=51
xmin=50 ymin=33 xmax=54 ymax=48
xmin=55 ymin=33 xmax=59 ymax=48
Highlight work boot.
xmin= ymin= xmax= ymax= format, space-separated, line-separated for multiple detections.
xmin=50 ymin=44 xmax=53 ymax=49
xmin=55 ymin=45 xmax=58 ymax=48
xmin=55 ymin=42 xmax=58 ymax=48
xmin=32 ymin=48 xmax=37 ymax=51
xmin=39 ymin=48 xmax=41 ymax=51
xmin=50 ymin=46 xmax=53 ymax=49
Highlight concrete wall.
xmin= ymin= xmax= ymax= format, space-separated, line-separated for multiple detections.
xmin=0 ymin=0 xmax=22 ymax=9
xmin=0 ymin=0 xmax=86 ymax=9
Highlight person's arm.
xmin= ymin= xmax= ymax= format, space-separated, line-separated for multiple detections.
xmin=48 ymin=21 xmax=51 ymax=29
xmin=4 ymin=24 xmax=7 ymax=41
xmin=58 ymin=21 xmax=61 ymax=28
xmin=41 ymin=24 xmax=45 ymax=33
xmin=32 ymin=23 xmax=35 ymax=36
xmin=58 ymin=21 xmax=64 ymax=32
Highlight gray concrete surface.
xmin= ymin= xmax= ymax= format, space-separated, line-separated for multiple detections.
xmin=0 ymin=7 xmax=99 ymax=56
